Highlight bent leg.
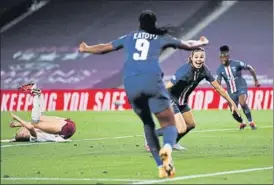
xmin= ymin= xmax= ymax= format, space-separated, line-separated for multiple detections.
xmin=239 ymin=93 xmax=256 ymax=129
xmin=34 ymin=119 xmax=65 ymax=134
xmin=176 ymin=107 xmax=196 ymax=143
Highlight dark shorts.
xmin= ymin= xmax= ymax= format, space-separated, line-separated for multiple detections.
xmin=172 ymin=101 xmax=191 ymax=114
xmin=60 ymin=119 xmax=76 ymax=139
xmin=124 ymin=74 xmax=170 ymax=114
xmin=229 ymin=89 xmax=248 ymax=105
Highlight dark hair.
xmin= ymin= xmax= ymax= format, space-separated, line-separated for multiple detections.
xmin=139 ymin=10 xmax=168 ymax=35
xmin=188 ymin=47 xmax=205 ymax=63
xmin=220 ymin=45 xmax=229 ymax=52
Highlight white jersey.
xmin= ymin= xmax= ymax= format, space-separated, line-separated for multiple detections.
xmin=29 ymin=129 xmax=69 ymax=142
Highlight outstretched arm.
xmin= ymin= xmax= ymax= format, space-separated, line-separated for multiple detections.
xmin=79 ymin=35 xmax=126 ymax=54
xmin=179 ymin=36 xmax=209 ymax=50
xmin=10 ymin=112 xmax=37 ymax=137
xmin=79 ymin=42 xmax=114 ymax=54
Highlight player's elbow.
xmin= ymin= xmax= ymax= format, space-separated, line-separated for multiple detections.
xmin=26 ymin=125 xmax=37 ymax=137
xmin=98 ymin=43 xmax=114 ymax=54
xmin=179 ymin=44 xmax=192 ymax=50
xmin=247 ymin=65 xmax=255 ymax=72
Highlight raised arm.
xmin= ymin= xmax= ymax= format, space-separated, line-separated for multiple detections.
xmin=79 ymin=34 xmax=126 ymax=54
xmin=10 ymin=112 xmax=37 ymax=137
xmin=79 ymin=42 xmax=114 ymax=54
xmin=178 ymin=36 xmax=209 ymax=50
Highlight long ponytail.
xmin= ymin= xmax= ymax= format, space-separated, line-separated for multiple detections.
xmin=139 ymin=10 xmax=168 ymax=35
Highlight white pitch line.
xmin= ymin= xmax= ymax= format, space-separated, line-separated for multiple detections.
xmin=2 ymin=166 xmax=271 ymax=183
xmin=131 ymin=166 xmax=273 ymax=184
xmin=1 ymin=125 xmax=272 ymax=148
xmin=0 ymin=177 xmax=147 ymax=182
xmin=193 ymin=125 xmax=273 ymax=133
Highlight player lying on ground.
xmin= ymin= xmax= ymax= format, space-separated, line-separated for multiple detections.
xmin=79 ymin=10 xmax=209 ymax=178
xmin=5 ymin=83 xmax=76 ymax=143
xmin=217 ymin=45 xmax=260 ymax=130
xmin=144 ymin=47 xmax=241 ymax=151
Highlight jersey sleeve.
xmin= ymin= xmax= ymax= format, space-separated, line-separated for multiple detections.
xmin=237 ymin=60 xmax=249 ymax=70
xmin=216 ymin=68 xmax=222 ymax=83
xmin=111 ymin=35 xmax=127 ymax=50
xmin=170 ymin=64 xmax=188 ymax=84
xmin=160 ymin=34 xmax=182 ymax=49
xmin=204 ymin=65 xmax=215 ymax=82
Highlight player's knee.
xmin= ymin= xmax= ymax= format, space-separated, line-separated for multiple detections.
xmin=240 ymin=102 xmax=247 ymax=108
xmin=240 ymin=103 xmax=249 ymax=110
xmin=177 ymin=125 xmax=187 ymax=134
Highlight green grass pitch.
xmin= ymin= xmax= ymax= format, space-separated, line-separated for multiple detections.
xmin=1 ymin=110 xmax=273 ymax=184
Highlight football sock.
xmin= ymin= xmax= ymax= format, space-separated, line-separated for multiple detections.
xmin=31 ymin=85 xmax=41 ymax=123
xmin=176 ymin=125 xmax=195 ymax=143
xmin=232 ymin=111 xmax=244 ymax=124
xmin=162 ymin=125 xmax=177 ymax=150
xmin=241 ymin=104 xmax=253 ymax=122
xmin=144 ymin=124 xmax=163 ymax=167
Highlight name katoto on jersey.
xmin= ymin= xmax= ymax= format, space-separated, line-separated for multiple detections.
xmin=133 ymin=32 xmax=158 ymax=40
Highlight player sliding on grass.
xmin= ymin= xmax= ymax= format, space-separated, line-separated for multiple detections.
xmin=7 ymin=83 xmax=76 ymax=143
xmin=217 ymin=45 xmax=260 ymax=130
xmin=144 ymin=47 xmax=241 ymax=151
xmin=79 ymin=10 xmax=209 ymax=178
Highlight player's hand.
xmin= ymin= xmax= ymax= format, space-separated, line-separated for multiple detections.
xmin=79 ymin=42 xmax=88 ymax=53
xmin=255 ymin=80 xmax=261 ymax=87
xmin=10 ymin=121 xmax=18 ymax=128
xmin=200 ymin=36 xmax=209 ymax=45
xmin=9 ymin=121 xmax=16 ymax=128
xmin=231 ymin=103 xmax=240 ymax=117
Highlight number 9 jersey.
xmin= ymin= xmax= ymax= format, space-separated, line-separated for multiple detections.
xmin=111 ymin=30 xmax=182 ymax=114
xmin=111 ymin=30 xmax=182 ymax=78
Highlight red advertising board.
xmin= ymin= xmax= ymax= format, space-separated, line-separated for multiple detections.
xmin=1 ymin=87 xmax=272 ymax=112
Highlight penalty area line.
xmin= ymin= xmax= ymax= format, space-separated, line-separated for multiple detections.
xmin=131 ymin=166 xmax=273 ymax=184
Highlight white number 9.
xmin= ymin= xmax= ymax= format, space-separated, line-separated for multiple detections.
xmin=133 ymin=39 xmax=150 ymax=60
